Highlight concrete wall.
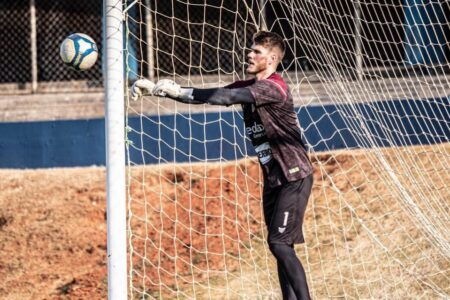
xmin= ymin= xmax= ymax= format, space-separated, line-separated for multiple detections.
xmin=0 ymin=119 xmax=105 ymax=168
xmin=0 ymin=97 xmax=448 ymax=168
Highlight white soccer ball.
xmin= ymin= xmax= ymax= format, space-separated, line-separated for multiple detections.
xmin=60 ymin=33 xmax=98 ymax=71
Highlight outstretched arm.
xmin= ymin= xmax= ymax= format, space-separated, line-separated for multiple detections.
xmin=180 ymin=87 xmax=254 ymax=105
xmin=153 ymin=79 xmax=254 ymax=105
xmin=130 ymin=79 xmax=255 ymax=105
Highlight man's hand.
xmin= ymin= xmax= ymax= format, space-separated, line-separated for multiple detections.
xmin=130 ymin=79 xmax=155 ymax=101
xmin=153 ymin=79 xmax=182 ymax=98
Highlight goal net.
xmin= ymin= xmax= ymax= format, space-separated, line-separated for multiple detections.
xmin=124 ymin=1 xmax=449 ymax=299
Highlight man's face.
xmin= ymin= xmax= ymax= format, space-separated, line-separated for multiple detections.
xmin=246 ymin=44 xmax=272 ymax=74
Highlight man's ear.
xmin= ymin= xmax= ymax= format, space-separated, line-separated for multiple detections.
xmin=269 ymin=53 xmax=277 ymax=65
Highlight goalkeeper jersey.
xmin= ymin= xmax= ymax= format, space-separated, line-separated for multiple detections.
xmin=226 ymin=73 xmax=313 ymax=186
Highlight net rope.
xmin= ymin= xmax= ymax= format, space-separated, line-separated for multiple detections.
xmin=125 ymin=1 xmax=449 ymax=298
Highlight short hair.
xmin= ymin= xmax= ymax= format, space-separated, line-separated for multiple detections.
xmin=253 ymin=31 xmax=285 ymax=58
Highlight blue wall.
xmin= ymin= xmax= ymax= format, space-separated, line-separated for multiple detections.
xmin=0 ymin=119 xmax=105 ymax=168
xmin=0 ymin=97 xmax=448 ymax=168
xmin=403 ymin=0 xmax=448 ymax=65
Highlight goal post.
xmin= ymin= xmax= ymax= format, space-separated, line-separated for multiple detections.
xmin=104 ymin=0 xmax=127 ymax=299
xmin=122 ymin=1 xmax=449 ymax=299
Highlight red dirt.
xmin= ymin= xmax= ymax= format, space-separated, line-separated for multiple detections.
xmin=0 ymin=162 xmax=263 ymax=299
xmin=0 ymin=168 xmax=108 ymax=299
xmin=0 ymin=144 xmax=449 ymax=299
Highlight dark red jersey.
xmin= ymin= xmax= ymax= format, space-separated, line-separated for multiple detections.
xmin=226 ymin=73 xmax=313 ymax=186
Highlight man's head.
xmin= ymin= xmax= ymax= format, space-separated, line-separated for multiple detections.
xmin=246 ymin=31 xmax=285 ymax=78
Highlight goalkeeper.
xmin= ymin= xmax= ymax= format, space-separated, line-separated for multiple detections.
xmin=131 ymin=31 xmax=314 ymax=300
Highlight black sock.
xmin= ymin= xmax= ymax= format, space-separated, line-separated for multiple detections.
xmin=269 ymin=243 xmax=311 ymax=300
xmin=277 ymin=262 xmax=297 ymax=300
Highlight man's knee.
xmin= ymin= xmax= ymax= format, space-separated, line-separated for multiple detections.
xmin=269 ymin=243 xmax=294 ymax=260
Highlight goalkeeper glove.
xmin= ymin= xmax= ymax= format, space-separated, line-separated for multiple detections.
xmin=152 ymin=79 xmax=183 ymax=98
xmin=130 ymin=79 xmax=155 ymax=101
xmin=153 ymin=79 xmax=194 ymax=102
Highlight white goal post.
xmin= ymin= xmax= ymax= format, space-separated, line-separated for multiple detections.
xmin=103 ymin=1 xmax=449 ymax=299
xmin=104 ymin=0 xmax=127 ymax=299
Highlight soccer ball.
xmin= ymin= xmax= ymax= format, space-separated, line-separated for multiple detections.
xmin=60 ymin=33 xmax=98 ymax=70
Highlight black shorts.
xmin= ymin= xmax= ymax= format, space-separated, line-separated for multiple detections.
xmin=263 ymin=173 xmax=313 ymax=245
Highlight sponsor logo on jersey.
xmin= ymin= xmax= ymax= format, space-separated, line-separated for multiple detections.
xmin=289 ymin=167 xmax=300 ymax=174
xmin=254 ymin=142 xmax=272 ymax=165
xmin=246 ymin=122 xmax=265 ymax=136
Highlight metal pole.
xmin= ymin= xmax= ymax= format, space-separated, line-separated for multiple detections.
xmin=30 ymin=0 xmax=38 ymax=92
xmin=103 ymin=0 xmax=127 ymax=299
xmin=145 ymin=0 xmax=154 ymax=81
xmin=355 ymin=0 xmax=363 ymax=81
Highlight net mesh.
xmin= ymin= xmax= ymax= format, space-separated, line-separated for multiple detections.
xmin=125 ymin=1 xmax=449 ymax=299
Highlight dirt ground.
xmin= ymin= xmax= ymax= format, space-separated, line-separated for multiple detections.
xmin=0 ymin=144 xmax=449 ymax=299
xmin=0 ymin=167 xmax=108 ymax=299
